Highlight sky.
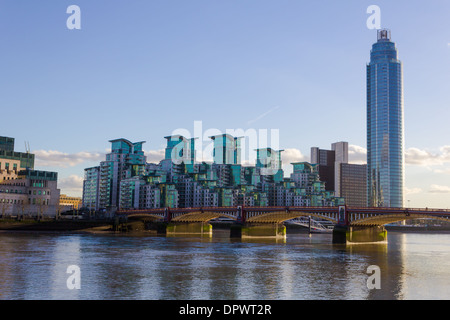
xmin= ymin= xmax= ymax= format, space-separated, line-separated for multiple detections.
xmin=0 ymin=1 xmax=449 ymax=208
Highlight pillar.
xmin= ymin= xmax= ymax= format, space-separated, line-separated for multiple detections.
xmin=333 ymin=225 xmax=387 ymax=243
xmin=230 ymin=223 xmax=286 ymax=239
xmin=166 ymin=222 xmax=213 ymax=236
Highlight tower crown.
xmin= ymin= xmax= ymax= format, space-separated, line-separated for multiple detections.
xmin=377 ymin=29 xmax=391 ymax=41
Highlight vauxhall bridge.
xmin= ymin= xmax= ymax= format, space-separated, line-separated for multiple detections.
xmin=116 ymin=206 xmax=450 ymax=243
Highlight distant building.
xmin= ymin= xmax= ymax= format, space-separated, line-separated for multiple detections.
xmin=311 ymin=142 xmax=366 ymax=207
xmin=59 ymin=194 xmax=82 ymax=211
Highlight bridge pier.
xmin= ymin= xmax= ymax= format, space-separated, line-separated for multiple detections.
xmin=332 ymin=225 xmax=387 ymax=244
xmin=165 ymin=222 xmax=213 ymax=236
xmin=230 ymin=223 xmax=286 ymax=239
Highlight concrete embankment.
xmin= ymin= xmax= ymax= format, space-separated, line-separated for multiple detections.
xmin=0 ymin=219 xmax=113 ymax=233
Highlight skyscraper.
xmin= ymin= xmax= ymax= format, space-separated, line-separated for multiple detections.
xmin=367 ymin=29 xmax=404 ymax=208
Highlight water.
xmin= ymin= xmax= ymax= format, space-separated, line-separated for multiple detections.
xmin=1 ymin=230 xmax=450 ymax=300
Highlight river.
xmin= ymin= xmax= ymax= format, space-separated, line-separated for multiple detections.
xmin=0 ymin=229 xmax=449 ymax=300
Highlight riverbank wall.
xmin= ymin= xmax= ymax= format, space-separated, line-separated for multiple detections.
xmin=0 ymin=218 xmax=113 ymax=232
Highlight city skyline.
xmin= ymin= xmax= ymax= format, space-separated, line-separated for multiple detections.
xmin=1 ymin=1 xmax=450 ymax=208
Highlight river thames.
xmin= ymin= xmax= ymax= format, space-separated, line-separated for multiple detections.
xmin=0 ymin=229 xmax=449 ymax=300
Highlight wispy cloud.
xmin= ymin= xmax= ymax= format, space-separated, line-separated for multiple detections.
xmin=404 ymin=187 xmax=422 ymax=195
xmin=429 ymin=184 xmax=450 ymax=194
xmin=247 ymin=106 xmax=280 ymax=125
xmin=34 ymin=150 xmax=105 ymax=168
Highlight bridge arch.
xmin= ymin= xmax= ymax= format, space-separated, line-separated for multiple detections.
xmin=123 ymin=213 xmax=164 ymax=221
xmin=246 ymin=211 xmax=338 ymax=224
xmin=171 ymin=211 xmax=238 ymax=222
xmin=349 ymin=213 xmax=450 ymax=226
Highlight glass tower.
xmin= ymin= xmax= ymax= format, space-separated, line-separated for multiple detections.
xmin=367 ymin=29 xmax=404 ymax=208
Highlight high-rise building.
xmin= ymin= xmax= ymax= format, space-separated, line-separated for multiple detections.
xmin=311 ymin=142 xmax=347 ymax=193
xmin=256 ymin=148 xmax=284 ymax=183
xmin=82 ymin=166 xmax=100 ymax=211
xmin=337 ymin=163 xmax=367 ymax=207
xmin=210 ymin=134 xmax=242 ymax=165
xmin=367 ymin=29 xmax=404 ymax=207
xmin=311 ymin=147 xmax=336 ymax=191
xmin=311 ymin=142 xmax=367 ymax=207
xmin=98 ymin=139 xmax=147 ymax=210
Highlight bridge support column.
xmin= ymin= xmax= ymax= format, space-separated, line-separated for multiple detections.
xmin=332 ymin=225 xmax=387 ymax=244
xmin=230 ymin=223 xmax=286 ymax=239
xmin=166 ymin=222 xmax=212 ymax=236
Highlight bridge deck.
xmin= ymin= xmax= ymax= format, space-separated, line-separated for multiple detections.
xmin=116 ymin=206 xmax=450 ymax=226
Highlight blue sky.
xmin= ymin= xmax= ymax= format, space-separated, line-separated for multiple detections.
xmin=1 ymin=1 xmax=449 ymax=208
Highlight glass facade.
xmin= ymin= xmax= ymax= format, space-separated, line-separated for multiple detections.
xmin=339 ymin=163 xmax=367 ymax=207
xmin=367 ymin=29 xmax=404 ymax=208
xmin=0 ymin=137 xmax=15 ymax=152
xmin=210 ymin=134 xmax=241 ymax=165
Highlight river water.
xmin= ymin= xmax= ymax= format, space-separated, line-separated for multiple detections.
xmin=0 ymin=229 xmax=449 ymax=300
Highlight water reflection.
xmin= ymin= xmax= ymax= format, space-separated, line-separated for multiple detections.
xmin=1 ymin=231 xmax=450 ymax=299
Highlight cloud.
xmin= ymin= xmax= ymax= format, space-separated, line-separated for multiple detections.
xmin=34 ymin=150 xmax=105 ymax=168
xmin=345 ymin=145 xmax=450 ymax=167
xmin=348 ymin=145 xmax=367 ymax=164
xmin=405 ymin=146 xmax=450 ymax=166
xmin=433 ymin=168 xmax=450 ymax=175
xmin=282 ymin=148 xmax=309 ymax=164
xmin=404 ymin=187 xmax=422 ymax=195
xmin=145 ymin=149 xmax=165 ymax=163
xmin=59 ymin=174 xmax=84 ymax=196
xmin=429 ymin=184 xmax=450 ymax=194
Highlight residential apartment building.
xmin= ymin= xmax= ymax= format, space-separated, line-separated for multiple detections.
xmin=82 ymin=135 xmax=345 ymax=211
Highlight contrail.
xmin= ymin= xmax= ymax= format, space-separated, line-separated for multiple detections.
xmin=247 ymin=106 xmax=280 ymax=125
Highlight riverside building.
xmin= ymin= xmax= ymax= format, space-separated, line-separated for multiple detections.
xmin=0 ymin=136 xmax=60 ymax=216
xmin=82 ymin=135 xmax=345 ymax=212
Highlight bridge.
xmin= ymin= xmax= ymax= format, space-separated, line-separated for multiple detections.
xmin=115 ymin=206 xmax=450 ymax=243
